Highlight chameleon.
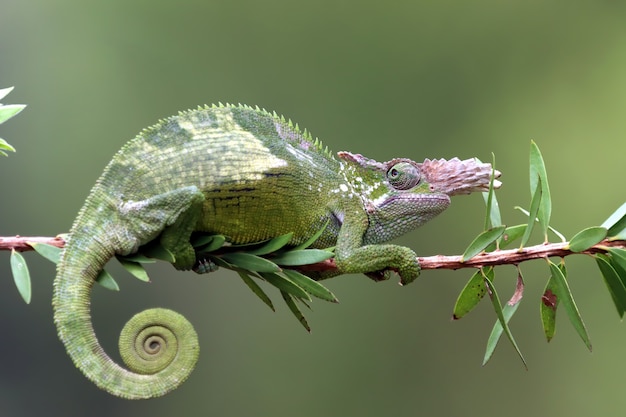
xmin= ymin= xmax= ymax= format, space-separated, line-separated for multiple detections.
xmin=52 ymin=104 xmax=501 ymax=399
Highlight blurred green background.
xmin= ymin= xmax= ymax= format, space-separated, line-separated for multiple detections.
xmin=1 ymin=0 xmax=625 ymax=416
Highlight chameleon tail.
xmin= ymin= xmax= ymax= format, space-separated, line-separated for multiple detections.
xmin=52 ymin=226 xmax=199 ymax=399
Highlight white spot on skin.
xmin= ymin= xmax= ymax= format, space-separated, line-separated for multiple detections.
xmin=339 ymin=184 xmax=349 ymax=192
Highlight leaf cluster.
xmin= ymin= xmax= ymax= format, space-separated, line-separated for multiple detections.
xmin=0 ymin=87 xmax=25 ymax=156
xmin=453 ymin=141 xmax=626 ymax=366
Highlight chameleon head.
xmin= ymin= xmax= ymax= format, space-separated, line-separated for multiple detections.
xmin=337 ymin=152 xmax=501 ymax=244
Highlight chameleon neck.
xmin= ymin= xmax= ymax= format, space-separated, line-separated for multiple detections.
xmin=52 ymin=193 xmax=198 ymax=400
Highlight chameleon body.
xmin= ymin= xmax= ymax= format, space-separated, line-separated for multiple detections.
xmin=53 ymin=104 xmax=500 ymax=399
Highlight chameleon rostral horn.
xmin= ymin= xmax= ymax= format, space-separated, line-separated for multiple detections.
xmin=53 ymin=104 xmax=501 ymax=399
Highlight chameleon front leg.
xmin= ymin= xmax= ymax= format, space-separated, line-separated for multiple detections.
xmin=334 ymin=214 xmax=420 ymax=285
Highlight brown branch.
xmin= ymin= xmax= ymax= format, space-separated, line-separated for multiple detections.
xmin=1 ymin=235 xmax=624 ymax=273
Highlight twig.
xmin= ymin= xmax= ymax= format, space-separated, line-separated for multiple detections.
xmin=2 ymin=235 xmax=624 ymax=273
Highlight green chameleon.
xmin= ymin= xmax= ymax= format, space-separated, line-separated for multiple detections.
xmin=53 ymin=104 xmax=500 ymax=399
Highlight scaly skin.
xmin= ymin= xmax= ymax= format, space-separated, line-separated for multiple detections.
xmin=53 ymin=104 xmax=500 ymax=399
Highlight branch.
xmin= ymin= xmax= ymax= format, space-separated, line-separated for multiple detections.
xmin=3 ymin=234 xmax=624 ymax=273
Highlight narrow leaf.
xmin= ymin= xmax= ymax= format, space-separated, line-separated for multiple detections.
xmin=482 ymin=154 xmax=502 ymax=229
xmin=271 ymin=249 xmax=334 ymax=266
xmin=117 ymin=253 xmax=156 ymax=264
xmin=141 ymin=243 xmax=175 ymax=263
xmin=461 ymin=226 xmax=506 ymax=262
xmin=118 ymin=259 xmax=150 ymax=282
xmin=452 ymin=269 xmax=488 ymax=320
xmin=29 ymin=242 xmax=62 ymax=264
xmin=0 ymin=86 xmax=15 ymax=101
xmin=547 ymin=260 xmax=592 ymax=351
xmin=260 ymin=272 xmax=311 ymax=301
xmin=0 ymin=138 xmax=16 ymax=155
xmin=10 ymin=249 xmax=32 ymax=304
xmin=540 ymin=275 xmax=559 ymax=342
xmin=567 ymin=226 xmax=608 ymax=252
xmin=293 ymin=220 xmax=330 ymax=250
xmin=194 ymin=234 xmax=227 ymax=252
xmin=282 ymin=269 xmax=338 ymax=302
xmin=95 ymin=269 xmax=120 ymax=291
xmin=248 ymin=233 xmax=293 ymax=255
xmin=237 ymin=271 xmax=275 ymax=311
xmin=595 ymin=255 xmax=626 ymax=317
xmin=0 ymin=104 xmax=26 ymax=124
xmin=601 ymin=202 xmax=626 ymax=237
xmin=520 ymin=177 xmax=542 ymax=248
xmin=529 ymin=140 xmax=551 ymax=242
xmin=482 ymin=268 xmax=527 ymax=368
xmin=221 ymin=253 xmax=281 ymax=273
xmin=499 ymin=224 xmax=527 ymax=249
xmin=484 ymin=301 xmax=521 ymax=366
xmin=607 ymin=248 xmax=626 ymax=273
xmin=281 ymin=291 xmax=311 ymax=332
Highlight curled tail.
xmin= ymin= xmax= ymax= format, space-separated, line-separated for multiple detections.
xmin=52 ymin=225 xmax=199 ymax=399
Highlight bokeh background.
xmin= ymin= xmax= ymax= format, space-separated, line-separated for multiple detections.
xmin=1 ymin=1 xmax=625 ymax=416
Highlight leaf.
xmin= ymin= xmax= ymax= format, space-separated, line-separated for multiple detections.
xmin=567 ymin=226 xmax=608 ymax=252
xmin=499 ymin=224 xmax=527 ymax=249
xmin=248 ymin=233 xmax=293 ymax=255
xmin=0 ymin=104 xmax=26 ymax=124
xmin=540 ymin=275 xmax=559 ymax=342
xmin=519 ymin=176 xmax=542 ymax=248
xmin=607 ymin=248 xmax=626 ymax=273
xmin=601 ymin=202 xmax=626 ymax=238
xmin=529 ymin=140 xmax=551 ymax=242
xmin=281 ymin=291 xmax=311 ymax=332
xmin=221 ymin=253 xmax=281 ymax=273
xmin=260 ymin=272 xmax=311 ymax=301
xmin=595 ymin=254 xmax=626 ymax=318
xmin=484 ymin=301 xmax=521 ymax=366
xmin=95 ymin=269 xmax=120 ymax=291
xmin=0 ymin=138 xmax=16 ymax=156
xmin=29 ymin=242 xmax=62 ymax=264
xmin=0 ymin=86 xmax=15 ymax=101
xmin=140 ymin=243 xmax=176 ymax=263
xmin=193 ymin=234 xmax=226 ymax=252
xmin=482 ymin=154 xmax=502 ymax=230
xmin=514 ymin=206 xmax=566 ymax=242
xmin=482 ymin=268 xmax=526 ymax=368
xmin=461 ymin=226 xmax=506 ymax=262
xmin=292 ymin=220 xmax=330 ymax=251
xmin=282 ymin=269 xmax=338 ymax=302
xmin=452 ymin=269 xmax=488 ymax=320
xmin=547 ymin=260 xmax=592 ymax=351
xmin=117 ymin=253 xmax=156 ymax=264
xmin=271 ymin=249 xmax=334 ymax=266
xmin=11 ymin=249 xmax=31 ymax=304
xmin=118 ymin=258 xmax=150 ymax=282
xmin=237 ymin=271 xmax=275 ymax=311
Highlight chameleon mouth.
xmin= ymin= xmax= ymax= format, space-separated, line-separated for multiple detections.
xmin=418 ymin=157 xmax=501 ymax=196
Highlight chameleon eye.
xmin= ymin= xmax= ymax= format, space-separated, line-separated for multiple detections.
xmin=387 ymin=162 xmax=421 ymax=190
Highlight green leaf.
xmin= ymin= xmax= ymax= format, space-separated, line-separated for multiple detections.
xmin=529 ymin=140 xmax=551 ymax=242
xmin=192 ymin=234 xmax=227 ymax=252
xmin=248 ymin=233 xmax=293 ymax=255
xmin=601 ymin=202 xmax=626 ymax=238
xmin=140 ymin=243 xmax=176 ymax=263
xmin=482 ymin=154 xmax=502 ymax=230
xmin=540 ymin=275 xmax=559 ymax=342
xmin=282 ymin=269 xmax=338 ymax=302
xmin=484 ymin=300 xmax=521 ymax=366
xmin=221 ymin=253 xmax=281 ymax=273
xmin=0 ymin=104 xmax=26 ymax=124
xmin=547 ymin=260 xmax=592 ymax=351
xmin=452 ymin=269 xmax=488 ymax=320
xmin=292 ymin=220 xmax=330 ymax=251
xmin=519 ymin=176 xmax=542 ymax=248
xmin=118 ymin=258 xmax=150 ymax=282
xmin=461 ymin=226 xmax=506 ymax=262
xmin=237 ymin=271 xmax=275 ymax=311
xmin=0 ymin=86 xmax=15 ymax=101
xmin=607 ymin=248 xmax=626 ymax=273
xmin=0 ymin=138 xmax=16 ymax=156
xmin=499 ymin=224 xmax=527 ymax=249
xmin=10 ymin=249 xmax=31 ymax=304
xmin=260 ymin=272 xmax=310 ymax=301
xmin=271 ymin=249 xmax=334 ymax=266
xmin=29 ymin=242 xmax=62 ymax=264
xmin=481 ymin=268 xmax=526 ymax=368
xmin=281 ymin=291 xmax=311 ymax=332
xmin=117 ymin=253 xmax=156 ymax=264
xmin=595 ymin=254 xmax=626 ymax=318
xmin=567 ymin=226 xmax=608 ymax=252
xmin=95 ymin=269 xmax=120 ymax=291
